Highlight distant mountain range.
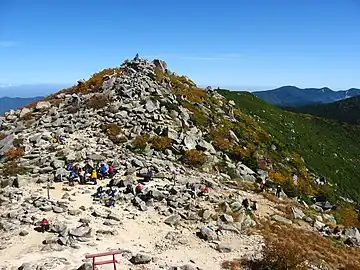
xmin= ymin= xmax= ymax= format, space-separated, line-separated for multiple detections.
xmin=0 ymin=84 xmax=70 ymax=98
xmin=285 ymin=95 xmax=360 ymax=125
xmin=253 ymin=86 xmax=360 ymax=107
xmin=0 ymin=96 xmax=43 ymax=114
xmin=0 ymin=84 xmax=70 ymax=114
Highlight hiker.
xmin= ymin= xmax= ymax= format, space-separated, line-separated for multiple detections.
xmin=125 ymin=183 xmax=135 ymax=195
xmin=133 ymin=53 xmax=139 ymax=61
xmin=108 ymin=164 xmax=115 ymax=178
xmin=99 ymin=163 xmax=108 ymax=179
xmin=251 ymin=200 xmax=258 ymax=211
xmin=144 ymin=170 xmax=153 ymax=182
xmin=66 ymin=162 xmax=73 ymax=172
xmin=105 ymin=197 xmax=115 ymax=208
xmin=79 ymin=168 xmax=86 ymax=184
xmin=68 ymin=171 xmax=78 ymax=186
xmin=198 ymin=186 xmax=209 ymax=197
xmin=108 ymin=178 xmax=115 ymax=187
xmin=276 ymin=185 xmax=282 ymax=198
xmin=52 ymin=137 xmax=57 ymax=143
xmin=333 ymin=226 xmax=342 ymax=239
xmin=135 ymin=184 xmax=143 ymax=195
xmin=242 ymin=198 xmax=250 ymax=210
xmin=333 ymin=226 xmax=341 ymax=235
xmin=95 ymin=186 xmax=105 ymax=198
xmin=189 ymin=183 xmax=197 ymax=198
xmin=109 ymin=186 xmax=118 ymax=198
xmin=58 ymin=135 xmax=66 ymax=144
xmin=261 ymin=178 xmax=267 ymax=192
xmin=40 ymin=218 xmax=50 ymax=233
xmin=91 ymin=169 xmax=98 ymax=185
xmin=83 ymin=163 xmax=93 ymax=173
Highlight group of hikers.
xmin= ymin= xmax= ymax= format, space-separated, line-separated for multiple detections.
xmin=54 ymin=161 xmax=116 ymax=186
xmin=92 ymin=167 xmax=157 ymax=208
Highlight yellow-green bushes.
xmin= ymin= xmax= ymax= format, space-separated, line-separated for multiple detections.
xmin=184 ymin=149 xmax=207 ymax=167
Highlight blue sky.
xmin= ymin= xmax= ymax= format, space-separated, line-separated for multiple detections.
xmin=1 ymin=0 xmax=360 ymax=96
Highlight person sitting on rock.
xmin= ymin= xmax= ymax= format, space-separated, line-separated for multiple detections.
xmin=333 ymin=226 xmax=342 ymax=239
xmin=135 ymin=184 xmax=143 ymax=195
xmin=99 ymin=163 xmax=108 ymax=179
xmin=40 ymin=218 xmax=50 ymax=233
xmin=109 ymin=186 xmax=118 ymax=198
xmin=108 ymin=178 xmax=115 ymax=187
xmin=66 ymin=162 xmax=73 ymax=172
xmin=91 ymin=169 xmax=98 ymax=185
xmin=125 ymin=183 xmax=134 ymax=195
xmin=198 ymin=186 xmax=209 ymax=197
xmin=108 ymin=164 xmax=115 ymax=178
xmin=79 ymin=168 xmax=86 ymax=184
xmin=105 ymin=197 xmax=115 ymax=208
xmin=58 ymin=135 xmax=66 ymax=144
xmin=95 ymin=186 xmax=105 ymax=198
xmin=189 ymin=183 xmax=197 ymax=198
xmin=69 ymin=171 xmax=79 ymax=186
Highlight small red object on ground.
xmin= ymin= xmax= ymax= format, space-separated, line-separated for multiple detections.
xmin=86 ymin=250 xmax=121 ymax=270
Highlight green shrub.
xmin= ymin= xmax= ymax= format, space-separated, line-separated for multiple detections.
xmin=151 ymin=136 xmax=172 ymax=151
xmin=183 ymin=150 xmax=207 ymax=167
xmin=101 ymin=124 xmax=126 ymax=144
xmin=133 ymin=134 xmax=151 ymax=150
xmin=2 ymin=161 xmax=29 ymax=176
xmin=20 ymin=112 xmax=33 ymax=121
xmin=86 ymin=94 xmax=109 ymax=110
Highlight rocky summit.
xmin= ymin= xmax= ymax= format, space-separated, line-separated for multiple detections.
xmin=0 ymin=57 xmax=359 ymax=270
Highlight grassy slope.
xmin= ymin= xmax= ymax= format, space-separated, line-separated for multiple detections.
xmin=219 ymin=90 xmax=360 ymax=203
xmin=284 ymin=95 xmax=360 ymax=125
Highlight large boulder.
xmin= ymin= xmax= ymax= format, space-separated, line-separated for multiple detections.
xmin=183 ymin=135 xmax=197 ymax=150
xmin=199 ymin=225 xmax=218 ymax=241
xmin=19 ymin=107 xmax=31 ymax=118
xmin=153 ymin=59 xmax=167 ymax=73
xmin=13 ymin=174 xmax=29 ymax=188
xmin=0 ymin=133 xmax=14 ymax=156
xmin=69 ymin=225 xmax=91 ymax=238
xmin=130 ymin=253 xmax=152 ymax=265
xmin=164 ymin=215 xmax=181 ymax=226
xmin=271 ymin=215 xmax=293 ymax=225
xmin=36 ymin=101 xmax=51 ymax=110
xmin=291 ymin=207 xmax=305 ymax=219
xmin=235 ymin=163 xmax=256 ymax=182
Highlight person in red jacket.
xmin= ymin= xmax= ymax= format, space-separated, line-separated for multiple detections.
xmin=135 ymin=184 xmax=143 ymax=195
xmin=41 ymin=218 xmax=50 ymax=233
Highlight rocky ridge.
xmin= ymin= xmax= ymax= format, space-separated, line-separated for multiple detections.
xmin=0 ymin=57 xmax=359 ymax=269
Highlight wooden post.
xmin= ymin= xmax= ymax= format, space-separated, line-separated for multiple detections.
xmin=47 ymin=181 xmax=50 ymax=200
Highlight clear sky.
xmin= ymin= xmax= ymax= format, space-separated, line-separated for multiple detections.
xmin=1 ymin=0 xmax=360 ymax=95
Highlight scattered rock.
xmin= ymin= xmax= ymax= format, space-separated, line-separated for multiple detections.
xmin=19 ymin=230 xmax=29 ymax=236
xmin=216 ymin=243 xmax=233 ymax=253
xmin=164 ymin=214 xmax=181 ymax=226
xmin=271 ymin=214 xmax=293 ymax=225
xmin=199 ymin=225 xmax=218 ymax=241
xmin=130 ymin=253 xmax=152 ymax=265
